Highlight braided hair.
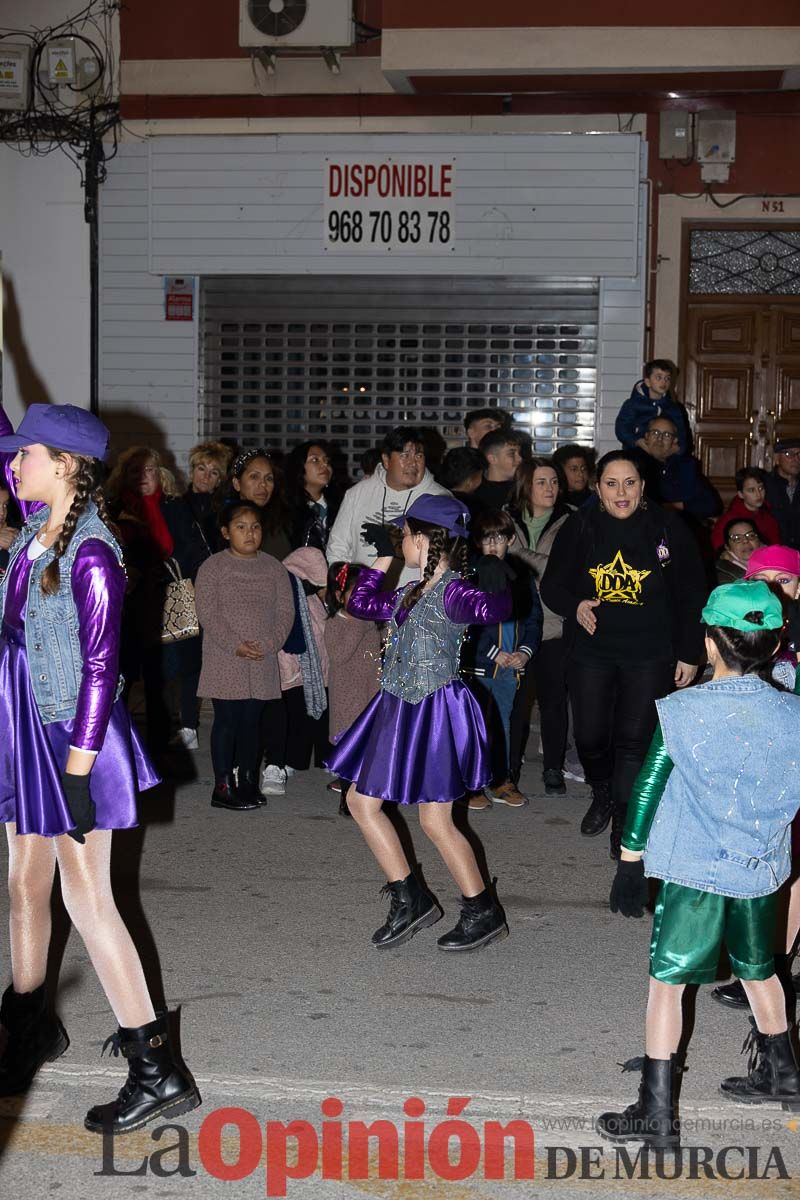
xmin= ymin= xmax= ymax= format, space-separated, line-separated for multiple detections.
xmin=40 ymin=451 xmax=119 ymax=596
xmin=398 ymin=517 xmax=469 ymax=613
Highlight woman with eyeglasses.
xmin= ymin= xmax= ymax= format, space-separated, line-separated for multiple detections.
xmin=507 ymin=458 xmax=574 ymax=796
xmin=228 ymin=448 xmax=292 ymax=562
xmin=540 ymin=451 xmax=707 ymax=858
xmin=284 ymin=441 xmax=341 ymax=552
xmin=715 ymin=517 xmax=765 ymax=584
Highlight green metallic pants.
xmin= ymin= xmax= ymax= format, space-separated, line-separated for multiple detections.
xmin=649 ymin=881 xmax=778 ymax=985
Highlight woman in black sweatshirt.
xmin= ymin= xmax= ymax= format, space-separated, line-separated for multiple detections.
xmin=539 ymin=451 xmax=707 ymax=858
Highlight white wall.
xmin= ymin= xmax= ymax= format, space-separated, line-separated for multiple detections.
xmin=0 ymin=0 xmax=119 ymax=426
xmin=0 ymin=146 xmax=90 ymax=425
xmin=98 ymin=132 xmax=647 ymax=461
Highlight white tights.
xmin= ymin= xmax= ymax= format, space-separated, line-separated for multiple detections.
xmin=346 ymin=787 xmax=484 ymax=897
xmin=6 ymin=824 xmax=155 ymax=1029
xmin=645 ymin=974 xmax=787 ymax=1059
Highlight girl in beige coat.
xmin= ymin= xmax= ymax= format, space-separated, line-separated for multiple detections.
xmin=195 ymin=501 xmax=294 ymax=811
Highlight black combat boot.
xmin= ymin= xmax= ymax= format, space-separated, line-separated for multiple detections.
xmin=210 ymin=773 xmax=259 ymax=811
xmin=436 ymin=889 xmax=508 ymax=952
xmin=720 ymin=1017 xmax=800 ymax=1110
xmin=580 ymin=781 xmax=613 ymax=836
xmin=372 ymin=873 xmax=442 ymax=948
xmin=84 ymin=1012 xmax=201 ymax=1134
xmin=596 ymin=1055 xmax=681 ymax=1149
xmin=238 ymin=769 xmax=268 ymax=807
xmin=0 ymin=983 xmax=69 ymax=1096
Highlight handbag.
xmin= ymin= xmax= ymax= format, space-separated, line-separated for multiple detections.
xmin=161 ymin=557 xmax=200 ymax=643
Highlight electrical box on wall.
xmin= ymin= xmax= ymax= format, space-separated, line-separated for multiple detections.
xmin=659 ymin=111 xmax=693 ymax=160
xmin=697 ymin=110 xmax=736 ymax=164
xmin=239 ymin=0 xmax=353 ymax=48
xmin=0 ymin=44 xmax=29 ymax=112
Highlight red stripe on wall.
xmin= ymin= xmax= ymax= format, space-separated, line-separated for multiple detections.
xmin=382 ymin=0 xmax=800 ymax=27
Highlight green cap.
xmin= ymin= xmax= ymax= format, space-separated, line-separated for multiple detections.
xmin=701 ymin=580 xmax=784 ymax=632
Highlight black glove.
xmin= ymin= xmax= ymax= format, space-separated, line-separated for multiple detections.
xmin=609 ymin=857 xmax=648 ymax=918
xmin=475 ymin=555 xmax=516 ymax=594
xmin=360 ymin=522 xmax=399 ymax=558
xmin=61 ymin=772 xmax=96 ymax=844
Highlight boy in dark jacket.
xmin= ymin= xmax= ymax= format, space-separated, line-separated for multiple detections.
xmin=615 ymin=360 xmax=690 ymax=455
xmin=461 ymin=510 xmax=543 ymax=808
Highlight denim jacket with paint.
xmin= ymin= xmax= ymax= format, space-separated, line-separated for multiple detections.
xmin=643 ymin=675 xmax=800 ymax=899
xmin=0 ymin=502 xmax=125 ymax=723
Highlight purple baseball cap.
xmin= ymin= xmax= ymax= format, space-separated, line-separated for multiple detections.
xmin=0 ymin=404 xmax=110 ymax=462
xmin=392 ymin=493 xmax=471 ymax=538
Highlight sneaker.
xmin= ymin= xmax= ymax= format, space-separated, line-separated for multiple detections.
xmin=467 ymin=791 xmax=492 ymax=811
xmin=170 ymin=727 xmax=199 ymax=750
xmin=487 ymin=781 xmax=528 ymax=808
xmin=542 ymin=768 xmax=566 ymax=795
xmin=260 ymin=765 xmax=287 ymax=796
xmin=285 ymin=766 xmax=297 ymax=777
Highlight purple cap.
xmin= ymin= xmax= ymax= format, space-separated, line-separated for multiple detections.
xmin=391 ymin=493 xmax=471 ymax=538
xmin=0 ymin=404 xmax=110 ymax=463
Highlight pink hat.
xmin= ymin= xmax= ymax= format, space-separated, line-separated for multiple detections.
xmin=744 ymin=544 xmax=800 ymax=579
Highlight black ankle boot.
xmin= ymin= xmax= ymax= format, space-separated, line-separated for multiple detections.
xmin=0 ymin=983 xmax=69 ymax=1096
xmin=609 ymin=800 xmax=627 ymax=860
xmin=239 ymin=769 xmax=267 ymax=807
xmin=436 ymin=890 xmax=508 ymax=952
xmin=84 ymin=1012 xmax=201 ymax=1134
xmin=720 ymin=1017 xmax=800 ymax=1109
xmin=581 ymin=781 xmax=613 ymax=836
xmin=596 ymin=1055 xmax=681 ymax=1148
xmin=210 ymin=774 xmax=259 ymax=811
xmin=372 ymin=873 xmax=441 ymax=948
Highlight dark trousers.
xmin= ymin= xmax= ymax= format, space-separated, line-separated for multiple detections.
xmin=211 ymin=698 xmax=265 ymax=779
xmin=567 ymin=657 xmax=674 ymax=814
xmin=260 ymin=689 xmax=329 ymax=771
xmin=528 ymin=638 xmax=569 ymax=773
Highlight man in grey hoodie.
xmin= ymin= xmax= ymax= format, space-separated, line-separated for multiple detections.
xmin=326 ymin=426 xmax=449 ymax=586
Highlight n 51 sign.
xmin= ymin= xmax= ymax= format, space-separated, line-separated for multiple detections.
xmin=324 ymin=155 xmax=456 ymax=254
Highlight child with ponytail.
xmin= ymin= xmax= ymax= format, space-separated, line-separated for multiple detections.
xmin=326 ymin=494 xmax=513 ymax=951
xmin=597 ymin=580 xmax=800 ymax=1151
xmin=0 ymin=404 xmax=199 ymax=1135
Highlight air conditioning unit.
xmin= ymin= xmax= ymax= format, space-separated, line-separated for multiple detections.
xmin=239 ymin=0 xmax=353 ymax=48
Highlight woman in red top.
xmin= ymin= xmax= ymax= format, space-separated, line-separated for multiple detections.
xmin=711 ymin=466 xmax=780 ymax=552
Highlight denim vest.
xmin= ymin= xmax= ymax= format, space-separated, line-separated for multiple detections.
xmin=644 ymin=676 xmax=800 ymax=898
xmin=382 ymin=572 xmax=466 ymax=704
xmin=0 ymin=502 xmax=125 ymax=723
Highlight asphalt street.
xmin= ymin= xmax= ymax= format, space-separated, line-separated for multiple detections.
xmin=0 ymin=720 xmax=798 ymax=1199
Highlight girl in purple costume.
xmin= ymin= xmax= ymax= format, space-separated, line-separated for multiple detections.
xmin=0 ymin=402 xmax=199 ymax=1135
xmin=326 ymin=493 xmax=513 ymax=952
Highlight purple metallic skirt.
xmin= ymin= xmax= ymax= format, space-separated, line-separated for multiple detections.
xmin=325 ymin=680 xmax=489 ymax=804
xmin=0 ymin=628 xmax=161 ymax=837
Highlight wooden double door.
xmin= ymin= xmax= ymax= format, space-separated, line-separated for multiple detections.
xmin=683 ymin=301 xmax=800 ymax=499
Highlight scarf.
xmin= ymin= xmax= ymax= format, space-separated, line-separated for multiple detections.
xmin=293 ymin=577 xmax=327 ymax=720
xmin=122 ymin=488 xmax=174 ymax=559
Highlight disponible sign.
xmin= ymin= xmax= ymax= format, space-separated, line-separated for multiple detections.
xmin=324 ymin=155 xmax=456 ymax=254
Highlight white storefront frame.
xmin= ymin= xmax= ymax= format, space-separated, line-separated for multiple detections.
xmin=99 ymin=132 xmax=647 ymax=465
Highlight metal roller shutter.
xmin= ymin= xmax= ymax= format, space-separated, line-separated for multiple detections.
xmin=201 ymin=275 xmax=598 ymax=471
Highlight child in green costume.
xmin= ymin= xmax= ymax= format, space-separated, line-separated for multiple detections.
xmin=597 ymin=580 xmax=800 ymax=1150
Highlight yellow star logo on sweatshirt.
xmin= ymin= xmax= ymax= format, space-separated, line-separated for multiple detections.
xmin=589 ymin=550 xmax=651 ymax=605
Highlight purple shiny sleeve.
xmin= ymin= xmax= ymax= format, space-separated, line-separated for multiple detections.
xmin=71 ymin=540 xmax=126 ymax=752
xmin=443 ymin=578 xmax=512 ymax=625
xmin=346 ymin=567 xmax=401 ymax=623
